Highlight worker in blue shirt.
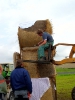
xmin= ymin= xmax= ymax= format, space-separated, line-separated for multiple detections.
xmin=36 ymin=29 xmax=54 ymax=61
xmin=10 ymin=59 xmax=32 ymax=100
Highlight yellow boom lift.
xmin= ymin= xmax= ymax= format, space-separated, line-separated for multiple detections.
xmin=52 ymin=43 xmax=75 ymax=65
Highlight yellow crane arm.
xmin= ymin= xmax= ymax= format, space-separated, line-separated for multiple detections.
xmin=52 ymin=58 xmax=75 ymax=65
xmin=52 ymin=43 xmax=75 ymax=65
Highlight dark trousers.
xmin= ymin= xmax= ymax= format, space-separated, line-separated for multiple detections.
xmin=0 ymin=93 xmax=7 ymax=100
xmin=0 ymin=94 xmax=2 ymax=100
xmin=14 ymin=95 xmax=29 ymax=100
xmin=15 ymin=98 xmax=29 ymax=100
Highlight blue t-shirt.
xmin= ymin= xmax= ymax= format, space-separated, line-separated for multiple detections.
xmin=42 ymin=32 xmax=54 ymax=42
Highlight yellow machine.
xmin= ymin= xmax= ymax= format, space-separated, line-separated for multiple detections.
xmin=52 ymin=43 xmax=75 ymax=65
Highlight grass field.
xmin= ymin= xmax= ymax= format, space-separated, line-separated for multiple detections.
xmin=56 ymin=67 xmax=75 ymax=73
xmin=56 ymin=67 xmax=75 ymax=100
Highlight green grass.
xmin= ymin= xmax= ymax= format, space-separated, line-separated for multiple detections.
xmin=56 ymin=68 xmax=75 ymax=100
xmin=56 ymin=67 xmax=75 ymax=73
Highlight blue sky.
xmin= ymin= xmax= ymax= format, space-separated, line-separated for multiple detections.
xmin=0 ymin=0 xmax=75 ymax=63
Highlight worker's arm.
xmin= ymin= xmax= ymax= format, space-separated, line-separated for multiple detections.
xmin=24 ymin=70 xmax=32 ymax=94
xmin=39 ymin=40 xmax=47 ymax=46
xmin=10 ymin=73 xmax=14 ymax=91
xmin=37 ymin=40 xmax=44 ymax=46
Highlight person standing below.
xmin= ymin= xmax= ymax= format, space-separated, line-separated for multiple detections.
xmin=36 ymin=29 xmax=54 ymax=61
xmin=10 ymin=59 xmax=32 ymax=100
xmin=0 ymin=65 xmax=7 ymax=100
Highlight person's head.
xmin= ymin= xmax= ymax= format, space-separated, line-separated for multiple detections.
xmin=16 ymin=59 xmax=23 ymax=67
xmin=37 ymin=29 xmax=43 ymax=36
xmin=0 ymin=65 xmax=3 ymax=74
